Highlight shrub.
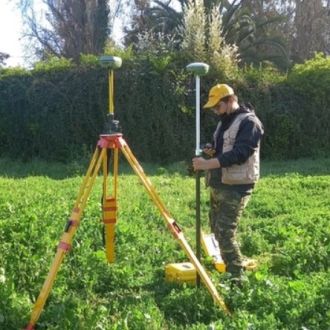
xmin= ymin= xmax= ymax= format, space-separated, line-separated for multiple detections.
xmin=0 ymin=53 xmax=329 ymax=162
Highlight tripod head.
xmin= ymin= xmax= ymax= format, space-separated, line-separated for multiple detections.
xmin=99 ymin=56 xmax=122 ymax=135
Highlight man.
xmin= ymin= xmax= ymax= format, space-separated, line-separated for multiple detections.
xmin=192 ymin=83 xmax=264 ymax=283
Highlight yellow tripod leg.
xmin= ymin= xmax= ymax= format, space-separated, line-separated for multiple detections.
xmin=113 ymin=148 xmax=119 ymax=197
xmin=103 ymin=197 xmax=117 ymax=263
xmin=26 ymin=147 xmax=106 ymax=329
xmin=118 ymin=137 xmax=230 ymax=315
xmin=102 ymin=147 xmax=118 ymax=263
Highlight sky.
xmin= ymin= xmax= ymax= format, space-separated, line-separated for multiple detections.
xmin=0 ymin=0 xmax=181 ymax=68
xmin=0 ymin=1 xmax=25 ymax=67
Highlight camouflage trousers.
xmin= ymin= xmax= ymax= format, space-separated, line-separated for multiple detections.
xmin=209 ymin=187 xmax=251 ymax=276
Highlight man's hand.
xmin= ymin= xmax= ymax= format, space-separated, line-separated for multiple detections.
xmin=203 ymin=147 xmax=215 ymax=157
xmin=202 ymin=143 xmax=216 ymax=157
xmin=192 ymin=157 xmax=220 ymax=171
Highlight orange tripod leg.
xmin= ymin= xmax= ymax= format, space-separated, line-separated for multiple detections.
xmin=25 ymin=147 xmax=107 ymax=329
xmin=118 ymin=137 xmax=230 ymax=315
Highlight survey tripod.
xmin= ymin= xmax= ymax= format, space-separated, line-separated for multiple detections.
xmin=25 ymin=56 xmax=229 ymax=329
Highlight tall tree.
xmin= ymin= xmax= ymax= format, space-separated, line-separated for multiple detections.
xmin=0 ymin=52 xmax=10 ymax=67
xmin=124 ymin=0 xmax=156 ymax=46
xmin=238 ymin=0 xmax=291 ymax=68
xmin=141 ymin=0 xmax=289 ymax=68
xmin=292 ymin=0 xmax=330 ymax=61
xmin=179 ymin=0 xmax=239 ymax=78
xmin=246 ymin=0 xmax=330 ymax=63
xmin=17 ymin=0 xmax=115 ymax=62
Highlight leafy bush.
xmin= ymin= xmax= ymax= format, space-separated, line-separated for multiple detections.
xmin=0 ymin=53 xmax=329 ymax=162
xmin=285 ymin=53 xmax=330 ymax=156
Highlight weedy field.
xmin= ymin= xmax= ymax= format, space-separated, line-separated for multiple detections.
xmin=0 ymin=157 xmax=329 ymax=329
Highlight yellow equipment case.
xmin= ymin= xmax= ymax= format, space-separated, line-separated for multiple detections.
xmin=165 ymin=262 xmax=197 ymax=284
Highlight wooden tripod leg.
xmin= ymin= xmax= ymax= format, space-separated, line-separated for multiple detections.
xmin=118 ymin=137 xmax=230 ymax=315
xmin=25 ymin=147 xmax=107 ymax=329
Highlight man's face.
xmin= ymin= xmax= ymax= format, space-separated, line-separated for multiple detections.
xmin=212 ymin=100 xmax=228 ymax=115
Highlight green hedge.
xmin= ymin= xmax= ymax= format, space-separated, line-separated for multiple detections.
xmin=0 ymin=54 xmax=329 ymax=163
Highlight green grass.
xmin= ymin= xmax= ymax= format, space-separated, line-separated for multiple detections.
xmin=0 ymin=157 xmax=329 ymax=329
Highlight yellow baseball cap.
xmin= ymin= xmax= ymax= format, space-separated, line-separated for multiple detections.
xmin=203 ymin=84 xmax=235 ymax=109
